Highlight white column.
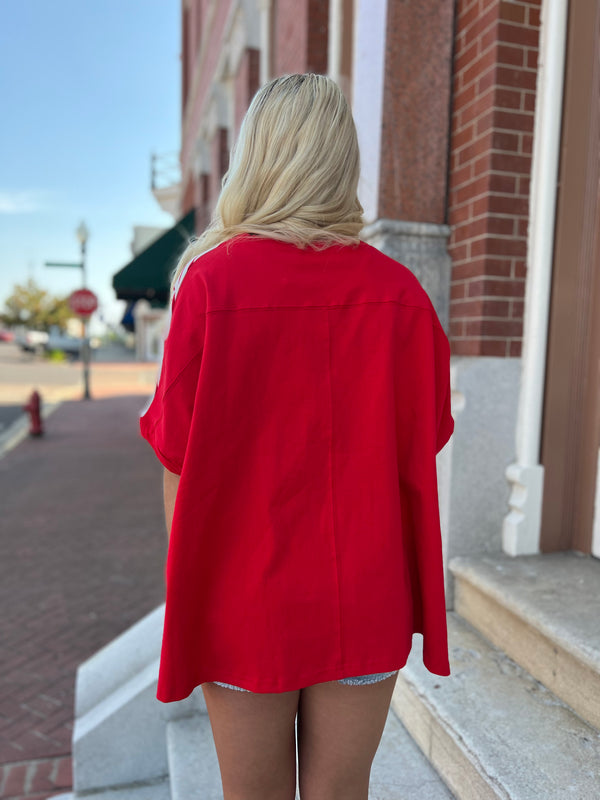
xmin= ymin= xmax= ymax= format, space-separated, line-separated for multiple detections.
xmin=328 ymin=0 xmax=343 ymax=84
xmin=350 ymin=0 xmax=388 ymax=224
xmin=502 ymin=0 xmax=569 ymax=555
xmin=258 ymin=0 xmax=271 ymax=85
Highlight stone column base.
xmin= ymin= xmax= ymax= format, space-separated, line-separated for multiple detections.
xmin=361 ymin=218 xmax=452 ymax=331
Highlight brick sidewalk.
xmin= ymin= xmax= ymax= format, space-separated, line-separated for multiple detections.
xmin=0 ymin=395 xmax=167 ymax=799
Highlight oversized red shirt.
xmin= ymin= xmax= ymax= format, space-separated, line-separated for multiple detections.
xmin=140 ymin=234 xmax=454 ymax=701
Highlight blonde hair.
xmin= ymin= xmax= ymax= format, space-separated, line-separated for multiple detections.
xmin=171 ymin=73 xmax=364 ymax=289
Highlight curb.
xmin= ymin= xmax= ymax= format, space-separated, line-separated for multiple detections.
xmin=0 ymin=401 xmax=63 ymax=460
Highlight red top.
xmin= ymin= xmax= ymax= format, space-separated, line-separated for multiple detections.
xmin=140 ymin=234 xmax=454 ymax=701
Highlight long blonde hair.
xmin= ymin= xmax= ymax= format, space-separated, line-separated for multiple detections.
xmin=171 ymin=73 xmax=364 ymax=289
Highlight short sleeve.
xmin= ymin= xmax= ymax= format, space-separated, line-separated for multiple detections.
xmin=433 ymin=322 xmax=454 ymax=454
xmin=139 ymin=262 xmax=206 ymax=474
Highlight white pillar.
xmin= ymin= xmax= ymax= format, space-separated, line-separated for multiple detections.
xmin=258 ymin=0 xmax=271 ymax=85
xmin=350 ymin=0 xmax=388 ymax=223
xmin=328 ymin=0 xmax=343 ymax=84
xmin=502 ymin=0 xmax=569 ymax=555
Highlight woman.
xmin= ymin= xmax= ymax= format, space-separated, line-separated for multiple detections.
xmin=141 ymin=73 xmax=454 ymax=800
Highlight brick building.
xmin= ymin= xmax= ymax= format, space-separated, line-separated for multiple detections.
xmin=174 ymin=0 xmax=599 ymax=558
xmin=88 ymin=1 xmax=600 ymax=796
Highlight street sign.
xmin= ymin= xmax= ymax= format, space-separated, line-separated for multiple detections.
xmin=69 ymin=289 xmax=98 ymax=317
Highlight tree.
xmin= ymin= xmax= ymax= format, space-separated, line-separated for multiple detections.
xmin=1 ymin=279 xmax=74 ymax=332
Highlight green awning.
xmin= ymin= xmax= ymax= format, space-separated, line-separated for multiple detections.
xmin=112 ymin=209 xmax=196 ymax=306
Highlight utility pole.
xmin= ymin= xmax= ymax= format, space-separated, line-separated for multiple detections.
xmin=45 ymin=221 xmax=95 ymax=400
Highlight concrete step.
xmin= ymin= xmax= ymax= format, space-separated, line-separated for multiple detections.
xmin=370 ymin=708 xmax=455 ymax=799
xmin=166 ymin=714 xmax=223 ymax=800
xmin=392 ymin=613 xmax=600 ymax=800
xmin=450 ymin=552 xmax=600 ymax=730
xmin=73 ymin=658 xmax=167 ymax=793
xmin=166 ymin=702 xmax=454 ymax=800
xmin=75 ymin=604 xmax=164 ymax=718
xmin=52 ymin=778 xmax=171 ymax=800
xmin=72 ymin=603 xmax=169 ymax=794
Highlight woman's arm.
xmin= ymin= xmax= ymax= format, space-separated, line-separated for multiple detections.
xmin=163 ymin=467 xmax=181 ymax=540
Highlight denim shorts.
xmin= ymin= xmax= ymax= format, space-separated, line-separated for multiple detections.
xmin=212 ymin=671 xmax=398 ymax=691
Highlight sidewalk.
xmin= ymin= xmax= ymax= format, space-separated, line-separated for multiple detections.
xmin=0 ymin=395 xmax=168 ymax=800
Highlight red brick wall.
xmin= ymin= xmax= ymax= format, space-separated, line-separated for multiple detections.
xmin=180 ymin=0 xmax=233 ymax=230
xmin=273 ymin=0 xmax=309 ymax=74
xmin=181 ymin=0 xmax=203 ymax=113
xmin=181 ymin=171 xmax=195 ymax=216
xmin=234 ymin=48 xmax=261 ymax=139
xmin=182 ymin=0 xmax=329 ymax=237
xmin=272 ymin=0 xmax=328 ymax=75
xmin=189 ymin=0 xmax=202 ymax=62
xmin=181 ymin=0 xmax=232 ymax=172
xmin=307 ymin=0 xmax=329 ymax=73
xmin=448 ymin=0 xmax=541 ymax=357
xmin=379 ymin=0 xmax=454 ymax=224
xmin=209 ymin=127 xmax=229 ymax=212
xmin=197 ymin=173 xmax=211 ymax=232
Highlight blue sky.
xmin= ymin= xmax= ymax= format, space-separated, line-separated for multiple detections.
xmin=0 ymin=0 xmax=181 ymax=327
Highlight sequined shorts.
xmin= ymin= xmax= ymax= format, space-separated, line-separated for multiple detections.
xmin=212 ymin=671 xmax=398 ymax=691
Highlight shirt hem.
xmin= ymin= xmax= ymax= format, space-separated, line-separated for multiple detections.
xmin=156 ymin=652 xmax=450 ymax=702
xmin=150 ymin=446 xmax=183 ymax=475
xmin=140 ymin=414 xmax=183 ymax=475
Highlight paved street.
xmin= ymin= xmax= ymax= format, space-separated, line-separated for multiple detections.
xmin=0 ymin=348 xmax=168 ymax=799
xmin=0 ymin=342 xmax=158 ymax=404
xmin=0 ymin=407 xmax=23 ymax=435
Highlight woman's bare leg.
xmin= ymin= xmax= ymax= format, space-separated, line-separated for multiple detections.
xmin=201 ymin=682 xmax=300 ymax=800
xmin=297 ymin=672 xmax=399 ymax=800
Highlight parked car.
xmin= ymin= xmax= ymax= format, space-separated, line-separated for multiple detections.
xmin=15 ymin=330 xmax=49 ymax=353
xmin=43 ymin=328 xmax=100 ymax=360
xmin=44 ymin=329 xmax=83 ymax=360
xmin=0 ymin=329 xmax=15 ymax=342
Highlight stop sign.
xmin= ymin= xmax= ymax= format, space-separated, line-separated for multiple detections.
xmin=69 ymin=289 xmax=98 ymax=317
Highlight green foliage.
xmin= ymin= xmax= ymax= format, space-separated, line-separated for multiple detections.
xmin=0 ymin=279 xmax=73 ymax=332
xmin=47 ymin=349 xmax=67 ymax=362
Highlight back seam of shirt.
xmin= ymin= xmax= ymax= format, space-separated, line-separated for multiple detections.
xmin=325 ymin=306 xmax=345 ymax=670
xmin=204 ymin=299 xmax=437 ymax=316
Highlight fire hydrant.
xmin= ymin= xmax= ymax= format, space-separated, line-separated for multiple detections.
xmin=23 ymin=390 xmax=43 ymax=437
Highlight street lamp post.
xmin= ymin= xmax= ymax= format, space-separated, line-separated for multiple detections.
xmin=45 ymin=221 xmax=93 ymax=400
xmin=75 ymin=222 xmax=91 ymax=400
